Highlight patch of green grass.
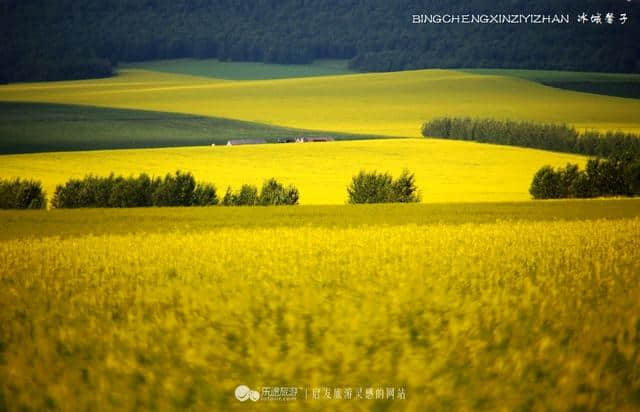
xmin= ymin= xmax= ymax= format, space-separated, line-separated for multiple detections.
xmin=462 ymin=69 xmax=640 ymax=99
xmin=4 ymin=68 xmax=639 ymax=136
xmin=0 ymin=102 xmax=383 ymax=154
xmin=2 ymin=199 xmax=638 ymax=241
xmin=121 ymin=58 xmax=353 ymax=80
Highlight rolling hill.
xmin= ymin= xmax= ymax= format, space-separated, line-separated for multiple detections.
xmin=121 ymin=58 xmax=354 ymax=80
xmin=0 ymin=138 xmax=586 ymax=205
xmin=1 ymin=67 xmax=639 ymax=139
xmin=463 ymin=69 xmax=640 ymax=99
xmin=0 ymin=102 xmax=382 ymax=154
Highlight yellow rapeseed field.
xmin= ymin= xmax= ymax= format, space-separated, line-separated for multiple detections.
xmin=1 ymin=68 xmax=639 ymax=137
xmin=0 ymin=138 xmax=587 ymax=205
xmin=1 ymin=203 xmax=639 ymax=411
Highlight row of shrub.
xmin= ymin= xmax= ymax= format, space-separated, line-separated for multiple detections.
xmin=50 ymin=172 xmax=303 ymax=208
xmin=50 ymin=171 xmax=217 ymax=208
xmin=347 ymin=170 xmax=420 ymax=204
xmin=530 ymin=158 xmax=640 ymax=199
xmin=222 ymin=179 xmax=299 ymax=206
xmin=422 ymin=117 xmax=640 ymax=160
xmin=0 ymin=178 xmax=47 ymax=209
xmin=2 ymin=170 xmax=420 ymax=209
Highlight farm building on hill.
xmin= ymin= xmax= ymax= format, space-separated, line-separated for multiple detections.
xmin=226 ymin=139 xmax=268 ymax=146
xmin=295 ymin=137 xmax=335 ymax=143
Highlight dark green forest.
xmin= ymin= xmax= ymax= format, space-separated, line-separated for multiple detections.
xmin=1 ymin=0 xmax=639 ymax=83
xmin=422 ymin=117 xmax=640 ymax=159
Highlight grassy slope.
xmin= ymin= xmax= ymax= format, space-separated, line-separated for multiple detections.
xmin=463 ymin=69 xmax=640 ymax=99
xmin=121 ymin=58 xmax=354 ymax=80
xmin=1 ymin=68 xmax=639 ymax=137
xmin=2 ymin=199 xmax=639 ymax=240
xmin=127 ymin=59 xmax=640 ymax=99
xmin=0 ymin=102 xmax=382 ymax=154
xmin=0 ymin=138 xmax=586 ymax=205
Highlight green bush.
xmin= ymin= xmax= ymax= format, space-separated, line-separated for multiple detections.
xmin=222 ymin=185 xmax=258 ymax=206
xmin=530 ymin=158 xmax=640 ymax=199
xmin=391 ymin=169 xmax=420 ymax=203
xmin=237 ymin=184 xmax=260 ymax=206
xmin=192 ymin=183 xmax=218 ymax=206
xmin=569 ymin=172 xmax=594 ymax=198
xmin=0 ymin=178 xmax=47 ymax=209
xmin=529 ymin=166 xmax=562 ymax=199
xmin=53 ymin=174 xmax=156 ymax=208
xmin=347 ymin=171 xmax=393 ymax=204
xmin=347 ymin=170 xmax=420 ymax=204
xmin=259 ymin=178 xmax=299 ymax=206
xmin=109 ymin=174 xmax=159 ymax=207
xmin=222 ymin=187 xmax=235 ymax=206
xmin=51 ymin=179 xmax=82 ymax=208
xmin=558 ymin=163 xmax=581 ymax=198
xmin=626 ymin=160 xmax=640 ymax=195
xmin=223 ymin=180 xmax=298 ymax=206
xmin=152 ymin=170 xmax=196 ymax=207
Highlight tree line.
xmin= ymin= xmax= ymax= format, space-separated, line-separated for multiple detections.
xmin=2 ymin=171 xmax=300 ymax=209
xmin=422 ymin=117 xmax=640 ymax=160
xmin=50 ymin=171 xmax=217 ymax=208
xmin=0 ymin=178 xmax=47 ymax=209
xmin=2 ymin=0 xmax=638 ymax=82
xmin=222 ymin=179 xmax=299 ymax=206
xmin=1 ymin=171 xmax=301 ymax=209
xmin=421 ymin=116 xmax=640 ymax=199
xmin=530 ymin=159 xmax=640 ymax=199
xmin=50 ymin=171 xmax=302 ymax=208
xmin=1 ymin=169 xmax=423 ymax=209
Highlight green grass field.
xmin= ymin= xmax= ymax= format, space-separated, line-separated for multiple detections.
xmin=124 ymin=60 xmax=640 ymax=99
xmin=2 ymin=66 xmax=639 ymax=138
xmin=463 ymin=69 xmax=640 ymax=99
xmin=121 ymin=58 xmax=353 ymax=80
xmin=0 ymin=102 xmax=382 ymax=154
xmin=1 ymin=201 xmax=639 ymax=411
xmin=2 ymin=199 xmax=638 ymax=240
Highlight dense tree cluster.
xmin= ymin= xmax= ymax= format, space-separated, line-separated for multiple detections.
xmin=0 ymin=178 xmax=47 ymax=209
xmin=2 ymin=172 xmax=300 ymax=209
xmin=2 ymin=0 xmax=638 ymax=82
xmin=530 ymin=159 xmax=640 ymax=199
xmin=347 ymin=170 xmax=420 ymax=204
xmin=222 ymin=179 xmax=299 ymax=206
xmin=51 ymin=171 xmax=218 ymax=208
xmin=422 ymin=117 xmax=640 ymax=160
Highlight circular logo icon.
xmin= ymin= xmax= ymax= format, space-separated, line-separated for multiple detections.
xmin=235 ymin=385 xmax=260 ymax=402
xmin=235 ymin=385 xmax=251 ymax=402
